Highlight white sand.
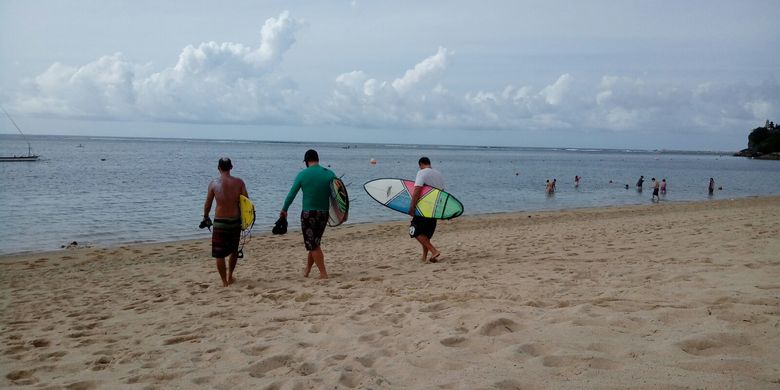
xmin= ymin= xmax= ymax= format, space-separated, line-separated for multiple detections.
xmin=2 ymin=196 xmax=779 ymax=389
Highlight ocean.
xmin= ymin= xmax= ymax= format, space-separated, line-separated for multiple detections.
xmin=2 ymin=134 xmax=779 ymax=254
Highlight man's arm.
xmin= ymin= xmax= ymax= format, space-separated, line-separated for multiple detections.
xmin=203 ymin=182 xmax=215 ymax=219
xmin=280 ymin=174 xmax=302 ymax=218
xmin=240 ymin=180 xmax=248 ymax=197
xmin=408 ymin=186 xmax=422 ymax=216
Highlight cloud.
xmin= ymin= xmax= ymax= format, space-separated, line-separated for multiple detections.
xmin=14 ymin=11 xmax=304 ymax=123
xmin=391 ymin=47 xmax=450 ymax=94
xmin=539 ymin=73 xmax=573 ymax=105
xmin=8 ymin=14 xmax=779 ymax=139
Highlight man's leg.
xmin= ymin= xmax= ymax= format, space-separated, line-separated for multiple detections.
xmin=227 ymin=252 xmax=238 ymax=285
xmin=304 ymin=251 xmax=315 ymax=277
xmin=415 ymin=235 xmax=440 ymax=262
xmin=310 ymin=247 xmax=328 ymax=279
xmin=215 ymin=258 xmax=229 ymax=287
xmin=419 ymin=242 xmax=429 ymax=263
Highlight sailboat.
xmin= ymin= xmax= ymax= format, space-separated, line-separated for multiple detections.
xmin=1 ymin=106 xmax=39 ymax=162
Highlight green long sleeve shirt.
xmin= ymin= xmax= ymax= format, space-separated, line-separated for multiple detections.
xmin=282 ymin=165 xmax=335 ymax=212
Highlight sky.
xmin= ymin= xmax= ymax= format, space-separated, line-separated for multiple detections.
xmin=1 ymin=0 xmax=779 ymax=150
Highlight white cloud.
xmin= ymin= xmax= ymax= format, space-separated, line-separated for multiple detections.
xmin=391 ymin=47 xmax=450 ymax=94
xmin=539 ymin=73 xmax=573 ymax=105
xmin=9 ymin=14 xmax=779 ymax=139
xmin=14 ymin=11 xmax=304 ymax=123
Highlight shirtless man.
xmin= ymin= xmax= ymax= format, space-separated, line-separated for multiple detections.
xmin=651 ymin=177 xmax=660 ymax=202
xmin=203 ymin=158 xmax=248 ymax=287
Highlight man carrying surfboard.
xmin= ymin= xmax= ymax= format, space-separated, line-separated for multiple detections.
xmin=203 ymin=157 xmax=248 ymax=287
xmin=409 ymin=157 xmax=444 ymax=263
xmin=280 ymin=149 xmax=335 ymax=279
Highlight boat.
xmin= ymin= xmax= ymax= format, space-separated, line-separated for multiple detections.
xmin=1 ymin=106 xmax=39 ymax=162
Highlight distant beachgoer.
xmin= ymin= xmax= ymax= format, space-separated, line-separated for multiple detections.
xmin=546 ymin=179 xmax=553 ymax=194
xmin=552 ymin=178 xmax=557 ymax=192
xmin=661 ymin=179 xmax=667 ymax=194
xmin=409 ymin=157 xmax=444 ymax=263
xmin=202 ymin=157 xmax=248 ymax=287
xmin=280 ymin=149 xmax=336 ymax=279
xmin=636 ymin=175 xmax=644 ymax=191
xmin=651 ymin=178 xmax=660 ymax=201
xmin=575 ymin=175 xmax=580 ymax=187
xmin=708 ymin=178 xmax=715 ymax=195
xmin=625 ymin=184 xmax=629 ymax=190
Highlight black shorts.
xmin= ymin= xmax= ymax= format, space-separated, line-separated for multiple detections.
xmin=301 ymin=210 xmax=328 ymax=251
xmin=409 ymin=216 xmax=437 ymax=239
xmin=653 ymin=188 xmax=659 ymax=196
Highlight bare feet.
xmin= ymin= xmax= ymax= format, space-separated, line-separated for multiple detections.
xmin=429 ymin=251 xmax=441 ymax=263
xmin=228 ymin=276 xmax=236 ymax=285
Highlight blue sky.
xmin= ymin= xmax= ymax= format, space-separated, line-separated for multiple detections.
xmin=1 ymin=0 xmax=778 ymax=150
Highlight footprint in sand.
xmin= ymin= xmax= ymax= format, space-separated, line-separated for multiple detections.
xmin=6 ymin=369 xmax=37 ymax=385
xmin=65 ymin=381 xmax=98 ymax=390
xmin=676 ymin=333 xmax=751 ymax=356
xmin=419 ymin=302 xmax=448 ymax=313
xmin=247 ymin=354 xmax=294 ymax=378
xmin=241 ymin=344 xmax=270 ymax=356
xmin=440 ymin=336 xmax=468 ymax=347
xmin=494 ymin=379 xmax=527 ymax=390
xmin=478 ymin=317 xmax=520 ymax=336
xmin=516 ymin=343 xmax=555 ymax=358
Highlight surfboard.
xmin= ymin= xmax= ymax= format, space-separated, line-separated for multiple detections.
xmin=328 ymin=178 xmax=349 ymax=227
xmin=239 ymin=195 xmax=255 ymax=231
xmin=363 ymin=178 xmax=464 ymax=219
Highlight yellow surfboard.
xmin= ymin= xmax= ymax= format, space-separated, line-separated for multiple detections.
xmin=239 ymin=195 xmax=255 ymax=231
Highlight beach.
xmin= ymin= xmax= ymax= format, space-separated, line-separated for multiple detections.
xmin=2 ymin=196 xmax=779 ymax=389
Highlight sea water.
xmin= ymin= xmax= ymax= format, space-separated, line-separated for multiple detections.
xmin=2 ymin=134 xmax=780 ymax=254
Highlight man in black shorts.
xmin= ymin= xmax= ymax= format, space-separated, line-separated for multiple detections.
xmin=408 ymin=157 xmax=445 ymax=263
xmin=280 ymin=150 xmax=336 ymax=279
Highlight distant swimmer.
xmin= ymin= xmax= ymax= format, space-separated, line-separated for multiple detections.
xmin=409 ymin=157 xmax=444 ymax=263
xmin=636 ymin=175 xmax=644 ymax=191
xmin=546 ymin=179 xmax=554 ymax=194
xmin=552 ymin=178 xmax=557 ymax=192
xmin=708 ymin=178 xmax=715 ymax=196
xmin=202 ymin=158 xmax=248 ymax=288
xmin=574 ymin=175 xmax=580 ymax=187
xmin=280 ymin=149 xmax=336 ymax=279
xmin=651 ymin=178 xmax=660 ymax=202
xmin=661 ymin=178 xmax=667 ymax=195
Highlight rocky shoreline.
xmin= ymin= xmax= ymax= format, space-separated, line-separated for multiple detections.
xmin=733 ymin=149 xmax=780 ymax=160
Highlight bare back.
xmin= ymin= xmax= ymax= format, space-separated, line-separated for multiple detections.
xmin=209 ymin=175 xmax=247 ymax=218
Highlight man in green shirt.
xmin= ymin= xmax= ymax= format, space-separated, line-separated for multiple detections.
xmin=280 ymin=149 xmax=335 ymax=279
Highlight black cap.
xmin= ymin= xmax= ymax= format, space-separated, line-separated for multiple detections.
xmin=218 ymin=157 xmax=233 ymax=171
xmin=304 ymin=149 xmax=319 ymax=163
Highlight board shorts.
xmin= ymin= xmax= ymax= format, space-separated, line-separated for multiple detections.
xmin=212 ymin=217 xmax=241 ymax=258
xmin=653 ymin=188 xmax=659 ymax=196
xmin=410 ymin=216 xmax=437 ymax=239
xmin=301 ymin=210 xmax=328 ymax=251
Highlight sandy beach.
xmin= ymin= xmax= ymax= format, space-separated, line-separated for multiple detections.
xmin=2 ymin=196 xmax=779 ymax=389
